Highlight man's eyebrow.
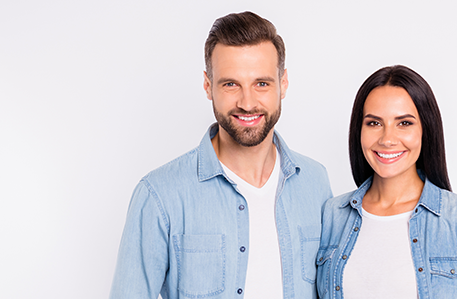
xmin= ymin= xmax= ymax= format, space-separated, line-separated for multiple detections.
xmin=216 ymin=76 xmax=277 ymax=85
xmin=256 ymin=76 xmax=276 ymax=82
xmin=217 ymin=77 xmax=238 ymax=85
xmin=363 ymin=114 xmax=417 ymax=120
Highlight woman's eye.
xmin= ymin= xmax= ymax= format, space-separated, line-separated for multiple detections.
xmin=367 ymin=121 xmax=380 ymax=126
xmin=399 ymin=121 xmax=413 ymax=126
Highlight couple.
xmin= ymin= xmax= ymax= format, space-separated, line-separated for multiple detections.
xmin=110 ymin=11 xmax=456 ymax=299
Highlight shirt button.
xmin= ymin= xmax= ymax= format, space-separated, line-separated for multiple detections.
xmin=451 ymin=269 xmax=456 ymax=274
xmin=342 ymin=255 xmax=347 ymax=260
xmin=415 ymin=208 xmax=418 ymax=213
xmin=413 ymin=238 xmax=418 ymax=243
xmin=336 ymin=286 xmax=340 ymax=291
xmin=418 ymin=267 xmax=423 ymax=272
xmin=354 ymin=227 xmax=359 ymax=232
xmin=239 ymin=205 xmax=245 ymax=211
xmin=237 ymin=288 xmax=243 ymax=294
xmin=319 ymin=257 xmax=323 ymax=262
xmin=352 ymin=200 xmax=357 ymax=204
xmin=240 ymin=246 xmax=246 ymax=252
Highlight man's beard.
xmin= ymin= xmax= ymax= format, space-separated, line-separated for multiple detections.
xmin=213 ymin=105 xmax=281 ymax=147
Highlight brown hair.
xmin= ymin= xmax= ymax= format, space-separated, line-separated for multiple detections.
xmin=204 ymin=11 xmax=285 ymax=80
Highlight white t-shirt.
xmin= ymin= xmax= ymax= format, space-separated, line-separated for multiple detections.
xmin=220 ymin=150 xmax=282 ymax=298
xmin=343 ymin=208 xmax=418 ymax=299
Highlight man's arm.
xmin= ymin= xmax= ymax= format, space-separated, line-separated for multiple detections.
xmin=110 ymin=180 xmax=169 ymax=299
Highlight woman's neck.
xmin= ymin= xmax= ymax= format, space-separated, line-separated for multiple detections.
xmin=362 ymin=167 xmax=425 ymax=216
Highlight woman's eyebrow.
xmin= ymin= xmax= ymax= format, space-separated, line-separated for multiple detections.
xmin=363 ymin=114 xmax=382 ymax=120
xmin=363 ymin=114 xmax=416 ymax=120
xmin=394 ymin=114 xmax=416 ymax=120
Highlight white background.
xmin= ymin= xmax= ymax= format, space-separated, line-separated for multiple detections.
xmin=1 ymin=1 xmax=456 ymax=298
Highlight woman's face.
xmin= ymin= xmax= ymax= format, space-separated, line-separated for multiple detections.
xmin=361 ymin=85 xmax=422 ymax=180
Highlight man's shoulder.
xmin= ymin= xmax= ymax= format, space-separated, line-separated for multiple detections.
xmin=143 ymin=146 xmax=199 ymax=184
xmin=288 ymin=149 xmax=328 ymax=176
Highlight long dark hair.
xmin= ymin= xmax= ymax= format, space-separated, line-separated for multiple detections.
xmin=349 ymin=65 xmax=451 ymax=191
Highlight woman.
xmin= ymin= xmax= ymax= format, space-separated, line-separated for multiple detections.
xmin=317 ymin=65 xmax=457 ymax=299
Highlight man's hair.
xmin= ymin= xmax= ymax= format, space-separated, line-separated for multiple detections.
xmin=204 ymin=11 xmax=285 ymax=80
xmin=349 ymin=65 xmax=452 ymax=191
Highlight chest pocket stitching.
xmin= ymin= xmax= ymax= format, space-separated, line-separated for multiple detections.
xmin=298 ymin=225 xmax=321 ymax=284
xmin=316 ymin=246 xmax=338 ymax=266
xmin=430 ymin=257 xmax=457 ymax=279
xmin=173 ymin=234 xmax=226 ymax=297
xmin=316 ymin=246 xmax=338 ymax=298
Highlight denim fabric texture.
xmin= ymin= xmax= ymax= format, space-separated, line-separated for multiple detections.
xmin=110 ymin=124 xmax=333 ymax=299
xmin=317 ymin=172 xmax=457 ymax=299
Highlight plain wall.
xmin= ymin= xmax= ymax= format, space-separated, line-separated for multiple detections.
xmin=1 ymin=1 xmax=456 ymax=298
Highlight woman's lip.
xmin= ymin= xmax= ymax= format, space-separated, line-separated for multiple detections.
xmin=373 ymin=150 xmax=406 ymax=164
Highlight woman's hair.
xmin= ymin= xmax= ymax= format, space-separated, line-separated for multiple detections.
xmin=349 ymin=65 xmax=451 ymax=191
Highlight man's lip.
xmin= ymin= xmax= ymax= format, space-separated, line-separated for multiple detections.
xmin=233 ymin=114 xmax=263 ymax=120
xmin=233 ymin=113 xmax=262 ymax=117
xmin=232 ymin=114 xmax=263 ymax=126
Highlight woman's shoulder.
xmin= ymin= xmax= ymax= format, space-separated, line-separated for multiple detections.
xmin=439 ymin=188 xmax=457 ymax=215
xmin=323 ymin=190 xmax=357 ymax=211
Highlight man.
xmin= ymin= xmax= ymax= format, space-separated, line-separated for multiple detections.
xmin=110 ymin=11 xmax=332 ymax=299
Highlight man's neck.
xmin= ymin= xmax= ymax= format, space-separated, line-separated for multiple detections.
xmin=211 ymin=127 xmax=277 ymax=188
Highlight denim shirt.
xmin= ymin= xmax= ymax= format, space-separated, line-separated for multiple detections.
xmin=110 ymin=124 xmax=333 ymax=299
xmin=317 ymin=173 xmax=457 ymax=299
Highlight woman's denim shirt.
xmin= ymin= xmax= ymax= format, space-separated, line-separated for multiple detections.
xmin=110 ymin=124 xmax=333 ymax=299
xmin=317 ymin=173 xmax=457 ymax=299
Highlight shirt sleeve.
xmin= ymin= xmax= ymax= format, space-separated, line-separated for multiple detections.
xmin=110 ymin=180 xmax=169 ymax=299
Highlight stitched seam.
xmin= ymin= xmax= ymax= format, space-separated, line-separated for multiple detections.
xmin=141 ymin=179 xmax=170 ymax=232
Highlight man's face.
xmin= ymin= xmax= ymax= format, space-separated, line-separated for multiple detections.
xmin=204 ymin=42 xmax=288 ymax=147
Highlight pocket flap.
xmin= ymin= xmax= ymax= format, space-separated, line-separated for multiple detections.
xmin=316 ymin=246 xmax=337 ymax=266
xmin=430 ymin=257 xmax=457 ymax=279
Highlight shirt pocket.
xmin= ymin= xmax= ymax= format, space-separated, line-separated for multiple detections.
xmin=316 ymin=246 xmax=337 ymax=298
xmin=298 ymin=225 xmax=321 ymax=283
xmin=173 ymin=234 xmax=226 ymax=298
xmin=429 ymin=257 xmax=457 ymax=297
xmin=430 ymin=257 xmax=457 ymax=278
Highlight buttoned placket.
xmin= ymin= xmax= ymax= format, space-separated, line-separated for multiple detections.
xmin=334 ymin=212 xmax=362 ymax=298
xmin=409 ymin=206 xmax=430 ymax=299
xmin=331 ymin=197 xmax=364 ymax=299
xmin=232 ymin=184 xmax=249 ymax=298
xmin=224 ymin=149 xmax=298 ymax=298
xmin=275 ymin=166 xmax=297 ymax=299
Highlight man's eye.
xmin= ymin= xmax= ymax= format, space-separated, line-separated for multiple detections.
xmin=257 ymin=82 xmax=268 ymax=87
xmin=225 ymin=82 xmax=236 ymax=87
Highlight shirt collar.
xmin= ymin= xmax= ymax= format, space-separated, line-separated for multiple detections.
xmin=340 ymin=170 xmax=442 ymax=216
xmin=197 ymin=123 xmax=300 ymax=182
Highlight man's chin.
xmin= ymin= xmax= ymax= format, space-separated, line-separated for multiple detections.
xmin=228 ymin=128 xmax=269 ymax=147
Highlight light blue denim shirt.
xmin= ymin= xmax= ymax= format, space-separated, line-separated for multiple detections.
xmin=110 ymin=124 xmax=333 ymax=299
xmin=317 ymin=173 xmax=457 ymax=299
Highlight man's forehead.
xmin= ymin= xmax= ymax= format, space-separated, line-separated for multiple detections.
xmin=210 ymin=42 xmax=279 ymax=76
xmin=212 ymin=41 xmax=277 ymax=56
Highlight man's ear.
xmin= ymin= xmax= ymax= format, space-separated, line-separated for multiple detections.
xmin=280 ymin=69 xmax=289 ymax=100
xmin=203 ymin=71 xmax=212 ymax=100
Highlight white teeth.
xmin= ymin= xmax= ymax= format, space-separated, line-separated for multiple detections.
xmin=238 ymin=115 xmax=260 ymax=121
xmin=377 ymin=152 xmax=404 ymax=159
